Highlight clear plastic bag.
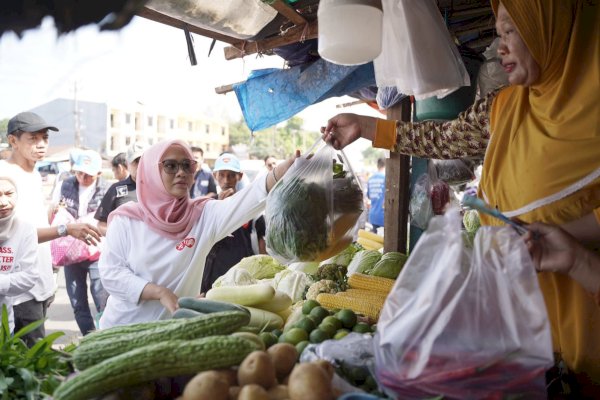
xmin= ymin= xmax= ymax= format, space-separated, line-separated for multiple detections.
xmin=265 ymin=141 xmax=363 ymax=263
xmin=431 ymin=159 xmax=475 ymax=186
xmin=375 ymin=0 xmax=470 ymax=100
xmin=410 ymin=163 xmax=451 ymax=229
xmin=374 ymin=208 xmax=553 ymax=399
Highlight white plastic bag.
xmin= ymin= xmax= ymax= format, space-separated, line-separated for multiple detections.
xmin=375 ymin=0 xmax=470 ymax=100
xmin=374 ymin=208 xmax=553 ymax=399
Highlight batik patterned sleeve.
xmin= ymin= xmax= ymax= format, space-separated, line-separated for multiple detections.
xmin=391 ymin=90 xmax=498 ymax=159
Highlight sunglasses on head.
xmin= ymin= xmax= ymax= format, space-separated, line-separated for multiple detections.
xmin=159 ymin=159 xmax=197 ymax=174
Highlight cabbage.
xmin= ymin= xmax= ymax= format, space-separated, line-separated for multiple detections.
xmin=212 ymin=268 xmax=257 ymax=288
xmin=271 ymin=270 xmax=313 ymax=303
xmin=231 ymin=255 xmax=285 ymax=280
xmin=368 ymin=252 xmax=407 ymax=279
xmin=346 ymin=250 xmax=382 ymax=276
xmin=287 ymin=261 xmax=320 ymax=274
xmin=319 ymin=243 xmax=362 ymax=267
xmin=463 ymin=209 xmax=481 ymax=233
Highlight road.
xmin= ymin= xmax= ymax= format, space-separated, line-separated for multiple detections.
xmin=46 ymin=268 xmax=92 ymax=346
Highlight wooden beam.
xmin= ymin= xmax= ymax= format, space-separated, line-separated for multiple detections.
xmin=269 ymin=0 xmax=307 ymax=26
xmin=224 ymin=21 xmax=318 ymax=60
xmin=384 ymin=98 xmax=412 ymax=254
xmin=137 ymin=7 xmax=240 ymax=45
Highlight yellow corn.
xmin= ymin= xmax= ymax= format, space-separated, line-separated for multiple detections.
xmin=358 ymin=229 xmax=384 ymax=244
xmin=348 ymin=273 xmax=395 ymax=294
xmin=316 ymin=293 xmax=383 ymax=321
xmin=357 ymin=237 xmax=383 ymax=250
xmin=342 ymin=289 xmax=388 ymax=302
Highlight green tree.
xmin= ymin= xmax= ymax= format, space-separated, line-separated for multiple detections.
xmin=0 ymin=118 xmax=8 ymax=143
xmin=229 ymin=116 xmax=319 ymax=159
xmin=362 ymin=147 xmax=386 ymax=169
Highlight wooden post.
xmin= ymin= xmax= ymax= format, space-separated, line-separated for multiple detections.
xmin=384 ymin=97 xmax=411 ymax=254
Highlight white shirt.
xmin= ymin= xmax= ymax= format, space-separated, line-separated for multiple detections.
xmin=99 ymin=175 xmax=268 ymax=328
xmin=0 ymin=161 xmax=56 ymax=304
xmin=0 ymin=220 xmax=38 ymax=332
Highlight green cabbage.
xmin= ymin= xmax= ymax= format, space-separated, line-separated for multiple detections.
xmin=346 ymin=250 xmax=382 ymax=276
xmin=368 ymin=252 xmax=407 ymax=279
xmin=272 ymin=270 xmax=313 ymax=303
xmin=224 ymin=255 xmax=285 ymax=281
xmin=463 ymin=209 xmax=481 ymax=233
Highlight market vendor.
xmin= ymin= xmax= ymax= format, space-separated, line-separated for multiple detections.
xmin=98 ymin=139 xmax=297 ymax=329
xmin=322 ymin=0 xmax=600 ymax=392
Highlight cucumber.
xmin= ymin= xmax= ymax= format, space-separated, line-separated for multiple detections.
xmin=73 ymin=311 xmax=249 ymax=370
xmin=172 ymin=308 xmax=204 ymax=319
xmin=54 ymin=336 xmax=255 ymax=400
xmin=178 ymin=297 xmax=250 ymax=317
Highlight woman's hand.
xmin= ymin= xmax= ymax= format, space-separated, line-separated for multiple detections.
xmin=67 ymin=223 xmax=102 ymax=246
xmin=320 ymin=113 xmax=377 ymax=150
xmin=141 ymin=283 xmax=179 ymax=314
xmin=524 ymin=222 xmax=577 ymax=274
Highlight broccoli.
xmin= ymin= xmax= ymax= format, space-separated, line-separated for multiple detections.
xmin=305 ymin=279 xmax=340 ymax=301
xmin=314 ymin=264 xmax=348 ymax=291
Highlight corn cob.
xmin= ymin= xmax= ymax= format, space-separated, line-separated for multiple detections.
xmin=357 ymin=237 xmax=383 ymax=250
xmin=54 ymin=336 xmax=254 ymax=400
xmin=358 ymin=229 xmax=384 ymax=244
xmin=342 ymin=288 xmax=389 ymax=302
xmin=348 ymin=273 xmax=395 ymax=294
xmin=316 ymin=292 xmax=384 ymax=321
xmin=74 ymin=311 xmax=249 ymax=370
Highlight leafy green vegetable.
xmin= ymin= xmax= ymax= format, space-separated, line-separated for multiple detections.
xmin=228 ymin=255 xmax=285 ymax=280
xmin=266 ymin=176 xmax=330 ymax=262
xmin=320 ymin=242 xmax=363 ymax=267
xmin=0 ymin=305 xmax=74 ymax=399
xmin=463 ymin=209 xmax=481 ymax=233
xmin=272 ymin=270 xmax=314 ymax=303
xmin=347 ymin=250 xmax=382 ymax=275
xmin=368 ymin=252 xmax=407 ymax=279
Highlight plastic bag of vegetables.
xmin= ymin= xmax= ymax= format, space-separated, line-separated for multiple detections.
xmin=265 ymin=140 xmax=363 ymax=264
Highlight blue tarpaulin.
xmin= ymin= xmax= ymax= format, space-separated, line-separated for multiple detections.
xmin=233 ymin=59 xmax=375 ymax=131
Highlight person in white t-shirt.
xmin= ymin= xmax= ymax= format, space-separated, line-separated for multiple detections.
xmin=0 ymin=176 xmax=38 ymax=334
xmin=0 ymin=111 xmax=101 ymax=346
xmin=99 ymin=139 xmax=297 ymax=328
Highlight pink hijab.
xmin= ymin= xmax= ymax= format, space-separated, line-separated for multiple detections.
xmin=109 ymin=139 xmax=209 ymax=240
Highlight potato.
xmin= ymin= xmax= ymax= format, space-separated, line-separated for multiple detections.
xmin=229 ymin=386 xmax=241 ymax=400
xmin=267 ymin=343 xmax=298 ymax=381
xmin=288 ymin=363 xmax=333 ymax=400
xmin=238 ymin=384 xmax=269 ymax=400
xmin=267 ymin=384 xmax=289 ymax=400
xmin=238 ymin=351 xmax=278 ymax=389
xmin=313 ymin=360 xmax=335 ymax=380
xmin=182 ymin=370 xmax=229 ymax=400
xmin=215 ymin=368 xmax=238 ymax=386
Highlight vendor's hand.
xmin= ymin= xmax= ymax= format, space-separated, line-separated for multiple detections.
xmin=321 ymin=113 xmax=376 ymax=150
xmin=218 ymin=188 xmax=235 ymax=200
xmin=524 ymin=222 xmax=578 ymax=274
xmin=67 ymin=223 xmax=102 ymax=246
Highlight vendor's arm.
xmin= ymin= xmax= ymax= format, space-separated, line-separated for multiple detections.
xmin=322 ymin=90 xmax=497 ymax=159
xmin=525 ymin=222 xmax=600 ymax=305
xmin=561 ymin=209 xmax=600 ymax=245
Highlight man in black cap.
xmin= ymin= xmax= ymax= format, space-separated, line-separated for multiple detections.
xmin=0 ymin=111 xmax=101 ymax=345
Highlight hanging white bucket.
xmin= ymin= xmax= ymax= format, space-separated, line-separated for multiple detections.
xmin=318 ymin=0 xmax=383 ymax=66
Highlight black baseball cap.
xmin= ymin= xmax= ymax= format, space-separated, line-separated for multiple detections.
xmin=7 ymin=112 xmax=59 ymax=135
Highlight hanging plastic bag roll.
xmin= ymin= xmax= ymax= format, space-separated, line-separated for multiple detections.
xmin=373 ymin=208 xmax=553 ymax=399
xmin=265 ymin=140 xmax=363 ymax=264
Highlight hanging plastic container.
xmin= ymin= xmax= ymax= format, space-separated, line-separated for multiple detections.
xmin=318 ymin=0 xmax=383 ymax=66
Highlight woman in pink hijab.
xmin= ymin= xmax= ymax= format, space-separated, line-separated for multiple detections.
xmin=98 ymin=140 xmax=295 ymax=328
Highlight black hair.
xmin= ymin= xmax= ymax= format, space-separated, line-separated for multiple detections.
xmin=111 ymin=152 xmax=127 ymax=168
xmin=264 ymin=155 xmax=275 ymax=163
xmin=190 ymin=146 xmax=204 ymax=156
xmin=377 ymin=158 xmax=385 ymax=169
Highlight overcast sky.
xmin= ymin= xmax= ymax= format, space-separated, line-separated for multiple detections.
xmin=0 ymin=15 xmax=379 ymax=162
